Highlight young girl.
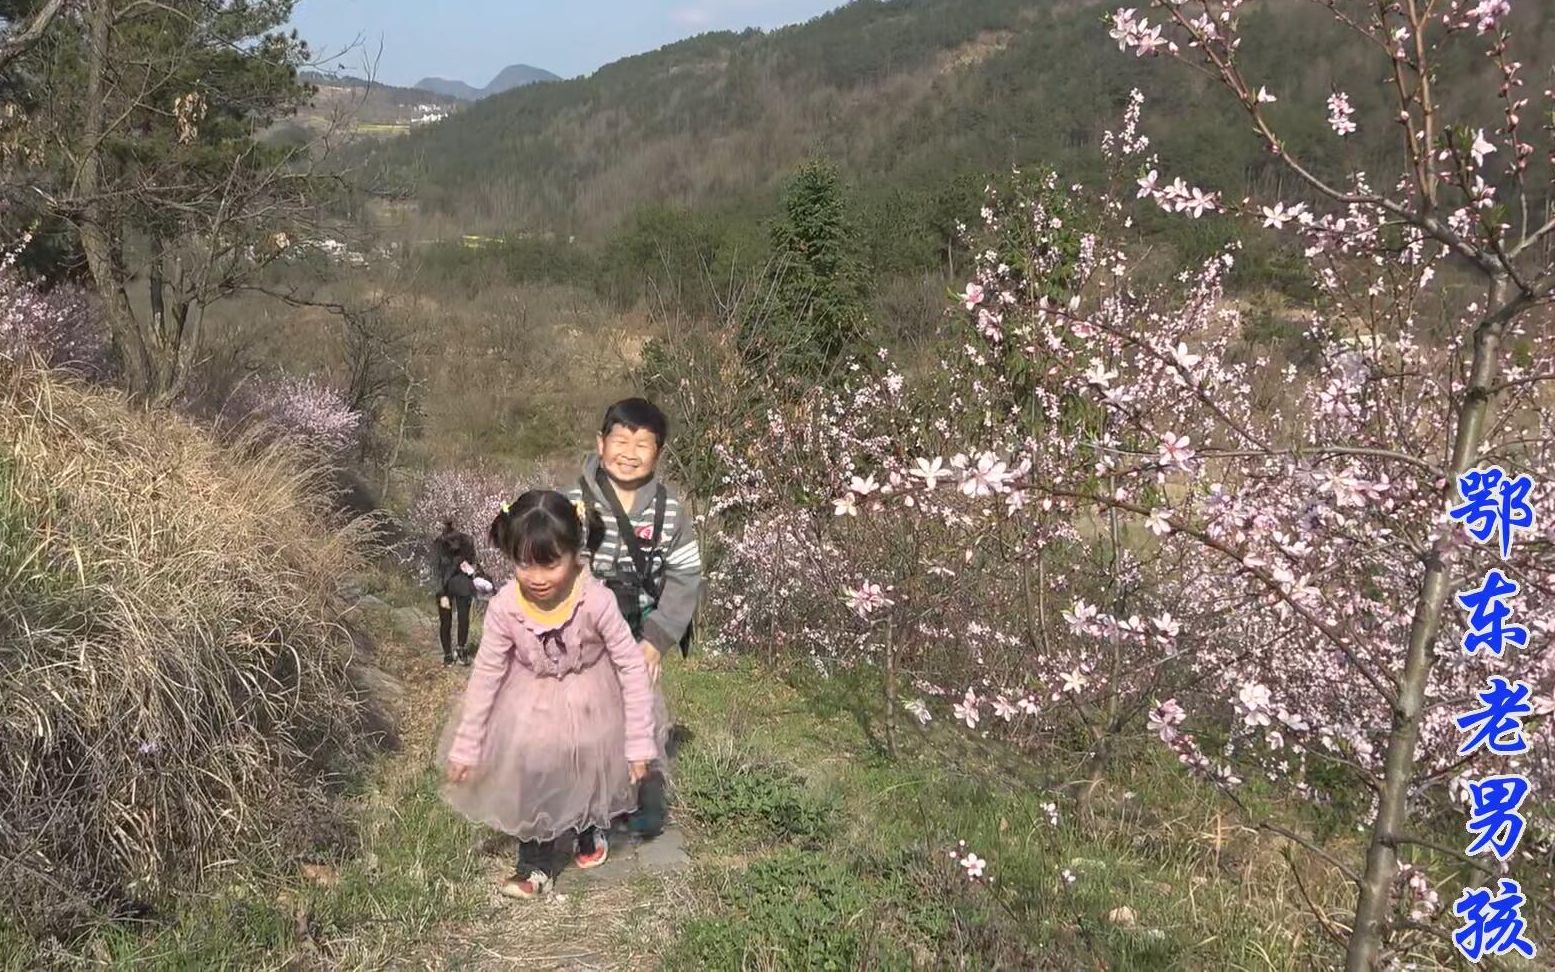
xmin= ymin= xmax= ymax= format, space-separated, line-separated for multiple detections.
xmin=438 ymin=490 xmax=659 ymax=898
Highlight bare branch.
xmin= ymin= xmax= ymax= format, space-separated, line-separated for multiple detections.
xmin=0 ymin=0 xmax=69 ymax=73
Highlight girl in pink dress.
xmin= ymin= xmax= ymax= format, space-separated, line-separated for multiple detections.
xmin=439 ymin=489 xmax=659 ymax=899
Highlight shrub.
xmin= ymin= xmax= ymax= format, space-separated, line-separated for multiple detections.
xmin=406 ymin=464 xmax=538 ymax=578
xmin=0 ymin=241 xmax=109 ymax=377
xmin=219 ymin=372 xmax=363 ymax=455
xmin=0 ymin=358 xmax=381 ymax=936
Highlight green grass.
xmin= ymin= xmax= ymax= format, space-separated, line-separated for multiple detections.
xmin=2 ymin=563 xmax=1363 ymax=969
xmin=43 ymin=766 xmax=486 ymax=969
xmin=661 ymin=660 xmax=1350 ymax=970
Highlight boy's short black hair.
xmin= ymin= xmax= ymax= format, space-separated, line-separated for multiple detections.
xmin=600 ymin=398 xmax=668 ymax=448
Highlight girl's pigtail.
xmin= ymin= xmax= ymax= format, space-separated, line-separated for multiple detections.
xmin=489 ymin=501 xmax=514 ymax=556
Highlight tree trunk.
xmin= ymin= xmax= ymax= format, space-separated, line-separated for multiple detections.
xmin=882 ymin=617 xmax=898 ymax=758
xmin=144 ymin=235 xmax=195 ymax=408
xmin=76 ymin=0 xmax=154 ymax=399
xmin=1344 ymin=276 xmax=1512 ymax=970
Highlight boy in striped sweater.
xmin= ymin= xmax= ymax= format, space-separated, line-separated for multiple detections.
xmin=566 ymin=398 xmax=703 ymax=685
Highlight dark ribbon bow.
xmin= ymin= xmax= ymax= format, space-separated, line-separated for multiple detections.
xmin=537 ymin=629 xmax=567 ymax=664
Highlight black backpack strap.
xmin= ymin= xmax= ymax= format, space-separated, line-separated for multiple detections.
xmin=594 ymin=467 xmax=658 ymax=597
xmin=651 ymin=482 xmax=667 ymax=547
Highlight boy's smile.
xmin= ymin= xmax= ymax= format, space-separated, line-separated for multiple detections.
xmin=597 ymin=426 xmax=661 ymax=488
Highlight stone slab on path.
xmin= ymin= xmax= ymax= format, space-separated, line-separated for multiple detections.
xmin=573 ymin=823 xmax=691 ymax=886
xmin=633 ymin=826 xmax=689 ymax=875
xmin=392 ymin=606 xmax=436 ymax=634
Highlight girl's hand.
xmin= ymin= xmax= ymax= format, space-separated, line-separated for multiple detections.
xmin=445 ymin=761 xmax=474 ymax=784
xmin=629 ymin=760 xmax=651 ymax=783
xmin=439 ymin=595 xmax=451 ymax=610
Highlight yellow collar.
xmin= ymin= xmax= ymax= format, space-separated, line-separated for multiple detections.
xmin=516 ymin=575 xmax=581 ymax=628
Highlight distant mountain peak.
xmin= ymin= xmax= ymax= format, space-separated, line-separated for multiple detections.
xmin=413 ymin=64 xmax=561 ymax=101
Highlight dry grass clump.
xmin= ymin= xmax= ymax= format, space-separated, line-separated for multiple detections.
xmin=0 ymin=360 xmax=382 ymax=936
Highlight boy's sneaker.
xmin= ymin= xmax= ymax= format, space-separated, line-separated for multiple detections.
xmin=500 ymin=870 xmax=550 ymax=899
xmin=574 ymin=834 xmax=608 ymax=870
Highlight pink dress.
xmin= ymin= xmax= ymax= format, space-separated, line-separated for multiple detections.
xmin=437 ymin=573 xmax=660 ymax=841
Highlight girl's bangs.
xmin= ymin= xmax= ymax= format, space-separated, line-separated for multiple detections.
xmin=513 ymin=523 xmax=569 ymax=567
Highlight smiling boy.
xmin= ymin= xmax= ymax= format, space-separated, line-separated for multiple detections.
xmin=566 ymin=398 xmax=703 ymax=682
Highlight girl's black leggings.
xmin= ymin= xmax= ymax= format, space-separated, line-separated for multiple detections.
xmin=518 ymin=827 xmax=598 ymax=878
xmin=438 ymin=594 xmax=472 ymax=655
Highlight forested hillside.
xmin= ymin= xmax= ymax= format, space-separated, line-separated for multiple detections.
xmin=374 ymin=0 xmax=1553 ymax=274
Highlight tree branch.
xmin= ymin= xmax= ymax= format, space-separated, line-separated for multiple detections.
xmin=0 ymin=0 xmax=69 ymax=73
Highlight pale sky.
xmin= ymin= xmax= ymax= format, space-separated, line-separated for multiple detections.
xmin=291 ymin=0 xmax=844 ymax=88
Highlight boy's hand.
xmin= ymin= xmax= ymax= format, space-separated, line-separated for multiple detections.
xmin=445 ymin=761 xmax=474 ymax=784
xmin=640 ymin=641 xmax=662 ymax=683
xmin=630 ymin=760 xmax=651 ymax=783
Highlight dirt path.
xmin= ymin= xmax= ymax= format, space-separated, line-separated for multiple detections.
xmin=368 ymin=604 xmax=690 ymax=971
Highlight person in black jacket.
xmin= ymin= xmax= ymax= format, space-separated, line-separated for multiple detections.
xmin=431 ymin=518 xmax=480 ymax=666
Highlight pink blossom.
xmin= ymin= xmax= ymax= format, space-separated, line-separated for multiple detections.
xmin=959 ymin=852 xmax=987 ymax=880
xmin=911 ymin=456 xmax=953 ymax=489
xmin=844 ymin=581 xmax=893 ymax=618
xmin=962 ymin=283 xmax=986 ymax=310
xmin=961 ymin=452 xmax=1013 ymax=497
xmin=1158 ymin=432 xmax=1196 ymax=472
xmin=1084 ymin=359 xmax=1119 ymax=388
xmin=0 ymin=244 xmax=109 ymax=376
xmin=1465 ymin=0 xmax=1511 ymax=34
xmin=224 ymin=374 xmax=362 ymax=454
xmin=1063 ymin=599 xmax=1099 ymax=631
xmin=410 ymin=465 xmax=534 ymax=573
xmin=1146 ymin=509 xmax=1173 ymax=536
xmin=850 ymin=474 xmax=880 ymax=496
xmin=1148 ymin=699 xmax=1186 ymax=741
xmin=1327 ymin=91 xmax=1357 ymax=136
xmin=1469 ymin=129 xmax=1497 ymax=167
xmin=1184 ymin=187 xmax=1218 ymax=218
xmin=1237 ymin=683 xmax=1273 ymax=728
xmin=953 ymin=688 xmax=981 ymax=728
xmin=1171 ymin=341 xmax=1202 ymax=371
xmin=1261 ymin=202 xmax=1308 ymax=229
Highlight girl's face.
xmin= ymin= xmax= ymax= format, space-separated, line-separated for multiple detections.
xmin=515 ymin=554 xmax=581 ymax=604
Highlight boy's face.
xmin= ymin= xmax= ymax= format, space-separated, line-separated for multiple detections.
xmin=597 ymin=424 xmax=661 ymax=485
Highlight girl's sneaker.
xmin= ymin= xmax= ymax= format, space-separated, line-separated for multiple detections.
xmin=442 ymin=651 xmax=455 ymax=666
xmin=500 ymin=870 xmax=550 ymax=899
xmin=457 ymin=647 xmax=472 ymax=666
xmin=574 ymin=834 xmax=608 ymax=870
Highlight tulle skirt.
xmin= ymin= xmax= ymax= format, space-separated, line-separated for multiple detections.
xmin=436 ymin=662 xmax=671 ymax=843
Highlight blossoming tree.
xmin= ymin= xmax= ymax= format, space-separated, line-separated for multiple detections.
xmin=1100 ymin=3 xmax=1555 ymax=965
xmin=698 ymin=1 xmax=1555 ymax=965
